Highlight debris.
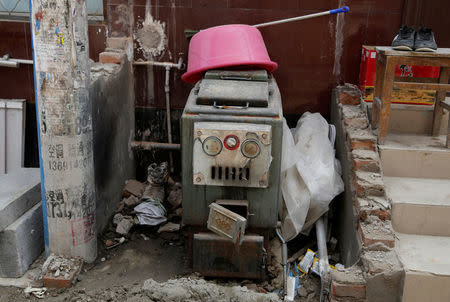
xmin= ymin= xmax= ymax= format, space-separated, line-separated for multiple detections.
xmin=142 ymin=184 xmax=165 ymax=203
xmin=287 ymin=243 xmax=314 ymax=263
xmin=134 ymin=201 xmax=167 ymax=226
xmin=298 ymin=285 xmax=308 ymax=297
xmin=123 ymin=179 xmax=145 ymax=198
xmin=113 ymin=214 xmax=135 ymax=235
xmin=167 ymin=182 xmax=182 ymax=208
xmin=42 ymin=254 xmax=83 ymax=288
xmin=174 ymin=207 xmax=183 ymax=217
xmin=101 ymin=257 xmax=106 ymax=262
xmin=24 ymin=286 xmax=47 ymax=299
xmin=297 ymin=249 xmax=316 ymax=274
xmin=142 ymin=277 xmax=281 ymax=302
xmin=157 ymin=222 xmax=180 ymax=233
xmin=105 ymin=237 xmax=126 ymax=249
xmin=124 ymin=195 xmax=140 ymax=207
xmin=140 ymin=234 xmax=150 ymax=241
xmin=147 ymin=162 xmax=169 ymax=185
xmin=286 ymin=274 xmax=299 ymax=301
xmin=105 ymin=239 xmax=115 ymax=247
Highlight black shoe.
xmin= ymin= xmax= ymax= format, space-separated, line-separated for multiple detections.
xmin=414 ymin=25 xmax=437 ymax=52
xmin=392 ymin=25 xmax=415 ymax=51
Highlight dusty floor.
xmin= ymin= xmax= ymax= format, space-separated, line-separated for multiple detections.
xmin=0 ymin=231 xmax=321 ymax=302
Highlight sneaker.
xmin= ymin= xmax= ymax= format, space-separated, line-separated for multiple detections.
xmin=414 ymin=25 xmax=437 ymax=52
xmin=392 ymin=25 xmax=415 ymax=51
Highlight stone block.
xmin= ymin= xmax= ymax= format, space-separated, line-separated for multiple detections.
xmin=0 ymin=168 xmax=41 ymax=231
xmin=0 ymin=203 xmax=44 ymax=277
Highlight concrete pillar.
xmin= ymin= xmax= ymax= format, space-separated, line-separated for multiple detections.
xmin=29 ymin=0 xmax=97 ymax=262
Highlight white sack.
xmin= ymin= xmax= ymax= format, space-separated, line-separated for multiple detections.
xmin=280 ymin=113 xmax=344 ymax=240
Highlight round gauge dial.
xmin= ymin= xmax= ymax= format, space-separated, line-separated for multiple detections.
xmin=241 ymin=139 xmax=261 ymax=158
xmin=224 ymin=135 xmax=240 ymax=150
xmin=202 ymin=136 xmax=222 ymax=156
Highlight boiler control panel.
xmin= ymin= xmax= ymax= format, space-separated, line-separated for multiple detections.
xmin=192 ymin=122 xmax=272 ymax=188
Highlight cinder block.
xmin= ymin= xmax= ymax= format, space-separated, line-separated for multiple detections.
xmin=0 ymin=203 xmax=44 ymax=277
xmin=0 ymin=168 xmax=41 ymax=231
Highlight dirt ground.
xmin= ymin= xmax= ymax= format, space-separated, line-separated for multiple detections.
xmin=0 ymin=231 xmax=321 ymax=302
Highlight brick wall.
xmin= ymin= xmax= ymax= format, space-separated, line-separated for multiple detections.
xmin=329 ymin=85 xmax=404 ymax=302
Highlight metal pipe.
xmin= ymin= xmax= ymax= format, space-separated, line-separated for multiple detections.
xmin=131 ymin=141 xmax=180 ymax=151
xmin=253 ymin=6 xmax=349 ymax=28
xmin=315 ymin=216 xmax=330 ymax=302
xmin=276 ymin=227 xmax=287 ymax=300
xmin=164 ymin=66 xmax=174 ymax=172
xmin=133 ymin=57 xmax=183 ymax=69
xmin=135 ymin=57 xmax=183 ymax=171
xmin=3 ymin=102 xmax=7 ymax=174
xmin=0 ymin=56 xmax=33 ymax=67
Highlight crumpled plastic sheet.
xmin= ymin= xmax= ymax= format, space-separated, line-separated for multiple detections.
xmin=280 ymin=112 xmax=344 ymax=241
xmin=134 ymin=198 xmax=167 ymax=226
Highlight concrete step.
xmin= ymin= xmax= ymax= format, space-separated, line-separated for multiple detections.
xmin=0 ymin=203 xmax=44 ymax=278
xmin=396 ymin=232 xmax=450 ymax=302
xmin=379 ymin=133 xmax=450 ymax=179
xmin=385 ymin=176 xmax=450 ymax=236
xmin=0 ymin=168 xmax=41 ymax=231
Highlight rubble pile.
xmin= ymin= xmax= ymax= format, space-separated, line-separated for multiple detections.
xmin=108 ymin=162 xmax=183 ymax=243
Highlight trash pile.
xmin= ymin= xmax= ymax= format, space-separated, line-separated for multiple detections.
xmin=283 ymin=238 xmax=343 ymax=301
xmin=107 ymin=162 xmax=183 ymax=244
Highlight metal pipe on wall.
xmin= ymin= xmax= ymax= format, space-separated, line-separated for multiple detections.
xmin=131 ymin=141 xmax=180 ymax=151
xmin=29 ymin=0 xmax=97 ymax=262
xmin=133 ymin=58 xmax=183 ymax=171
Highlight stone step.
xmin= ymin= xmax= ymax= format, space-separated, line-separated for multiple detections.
xmin=0 ymin=168 xmax=41 ymax=231
xmin=396 ymin=232 xmax=450 ymax=302
xmin=379 ymin=133 xmax=450 ymax=179
xmin=385 ymin=176 xmax=450 ymax=236
xmin=0 ymin=203 xmax=44 ymax=278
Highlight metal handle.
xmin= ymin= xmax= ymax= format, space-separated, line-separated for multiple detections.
xmin=213 ymin=102 xmax=249 ymax=109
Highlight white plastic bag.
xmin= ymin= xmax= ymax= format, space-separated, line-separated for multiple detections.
xmin=280 ymin=113 xmax=344 ymax=240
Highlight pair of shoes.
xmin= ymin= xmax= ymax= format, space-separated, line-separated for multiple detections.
xmin=392 ymin=25 xmax=437 ymax=52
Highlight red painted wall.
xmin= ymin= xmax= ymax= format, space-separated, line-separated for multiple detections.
xmin=1 ymin=0 xmax=449 ymax=115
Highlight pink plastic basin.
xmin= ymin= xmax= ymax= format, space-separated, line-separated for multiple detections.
xmin=182 ymin=24 xmax=278 ymax=84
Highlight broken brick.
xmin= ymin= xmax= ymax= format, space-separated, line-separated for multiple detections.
xmin=123 ymin=179 xmax=144 ymax=198
xmin=344 ymin=117 xmax=369 ymax=129
xmin=347 ymin=128 xmax=377 ymax=151
xmin=354 ymin=171 xmax=384 ymax=198
xmin=351 ymin=149 xmax=380 ymax=173
xmin=332 ymin=281 xmax=366 ymax=299
xmin=359 ymin=219 xmax=395 ymax=248
xmin=99 ymin=51 xmax=125 ymax=64
xmin=336 ymin=84 xmax=363 ymax=105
